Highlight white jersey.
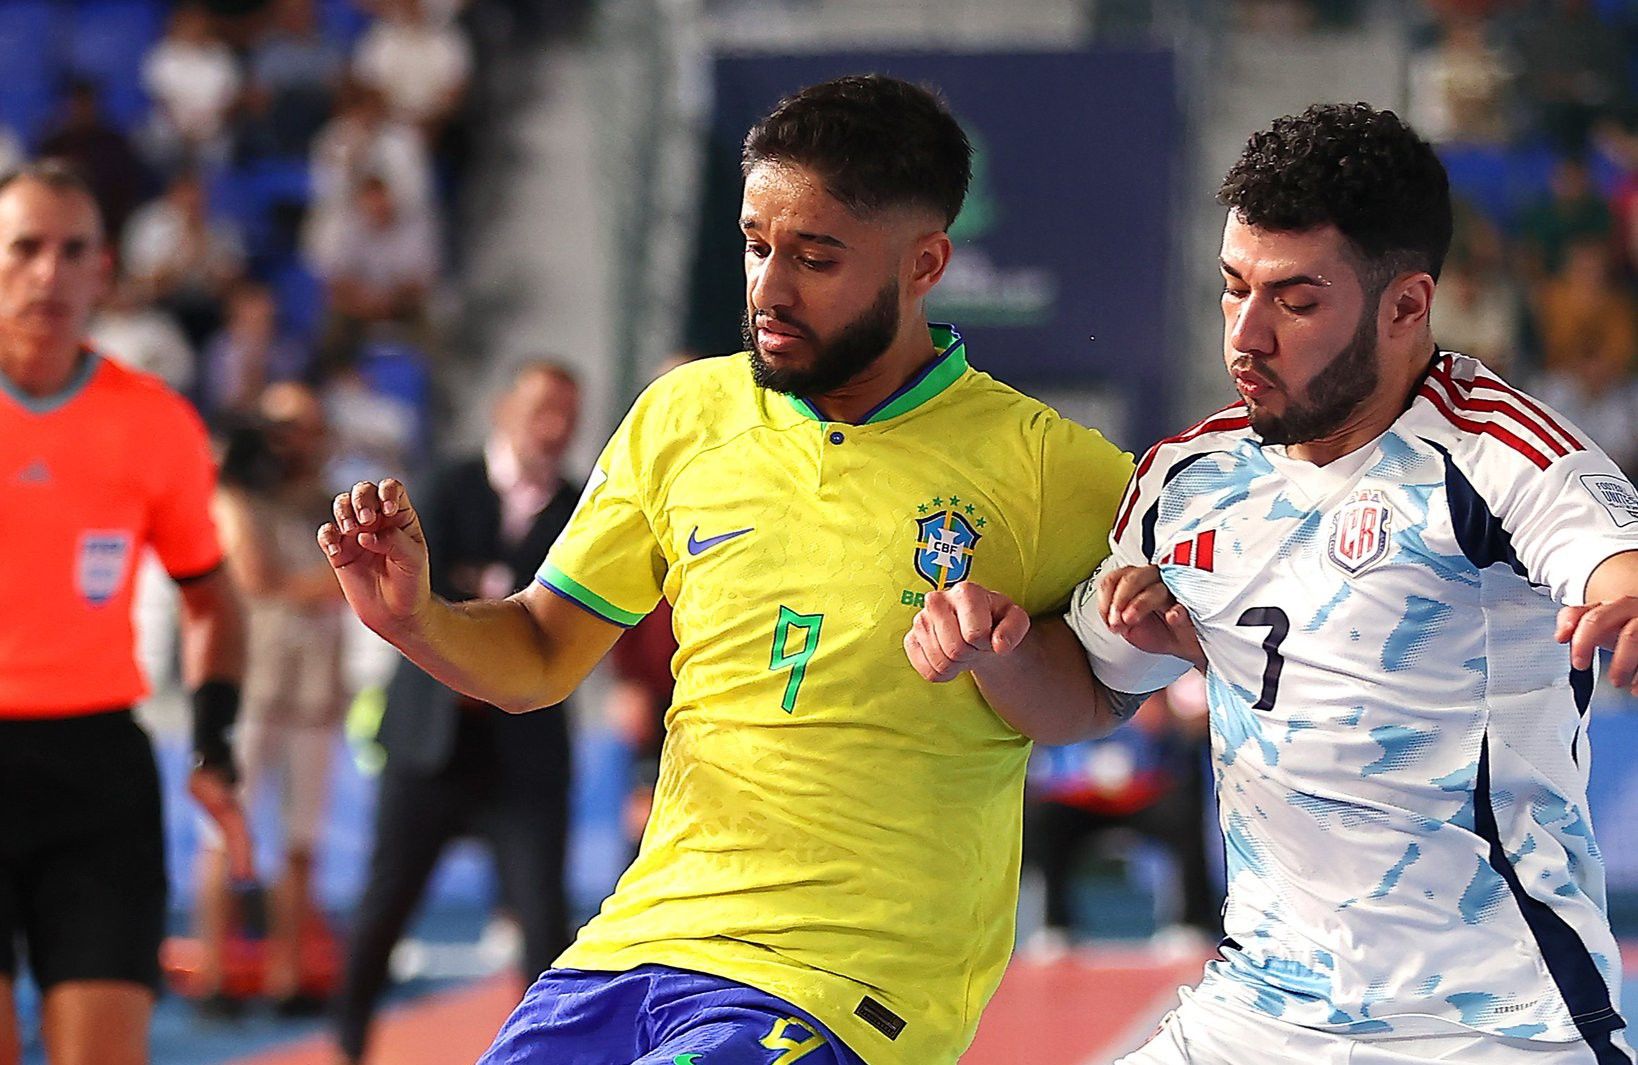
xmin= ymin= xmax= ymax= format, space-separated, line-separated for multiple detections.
xmin=1070 ymin=353 xmax=1638 ymax=1054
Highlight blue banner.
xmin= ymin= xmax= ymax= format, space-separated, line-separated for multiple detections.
xmin=687 ymin=49 xmax=1181 ymax=446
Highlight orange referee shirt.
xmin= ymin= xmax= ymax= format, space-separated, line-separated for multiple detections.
xmin=1 ymin=353 xmax=223 ymax=717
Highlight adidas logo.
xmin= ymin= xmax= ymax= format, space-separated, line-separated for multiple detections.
xmin=16 ymin=459 xmax=49 ymax=485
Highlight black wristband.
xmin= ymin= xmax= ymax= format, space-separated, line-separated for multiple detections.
xmin=191 ymin=679 xmax=241 ymax=782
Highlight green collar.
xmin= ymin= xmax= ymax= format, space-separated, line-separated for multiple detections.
xmin=784 ymin=323 xmax=969 ymax=425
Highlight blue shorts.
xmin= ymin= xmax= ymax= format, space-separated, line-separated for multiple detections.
xmin=478 ymin=964 xmax=868 ymax=1065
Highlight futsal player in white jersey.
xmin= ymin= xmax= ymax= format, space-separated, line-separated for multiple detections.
xmin=905 ymin=103 xmax=1638 ymax=1064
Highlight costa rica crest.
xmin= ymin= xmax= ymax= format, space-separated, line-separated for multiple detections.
xmin=915 ymin=507 xmax=982 ymax=589
xmin=1327 ymin=489 xmax=1393 ymax=575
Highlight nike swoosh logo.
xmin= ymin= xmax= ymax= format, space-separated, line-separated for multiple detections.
xmin=687 ymin=526 xmax=752 ymax=556
xmin=672 ymin=1056 xmax=701 ymax=1065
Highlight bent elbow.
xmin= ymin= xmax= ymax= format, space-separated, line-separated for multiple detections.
xmin=494 ymin=685 xmax=571 ymax=716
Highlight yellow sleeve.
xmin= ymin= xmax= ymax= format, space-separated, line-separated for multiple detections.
xmin=535 ymin=385 xmax=670 ymax=628
xmin=1022 ymin=414 xmax=1134 ymax=615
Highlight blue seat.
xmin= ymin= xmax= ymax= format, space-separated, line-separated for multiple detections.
xmin=0 ymin=2 xmax=58 ymax=111
xmin=241 ymin=159 xmax=313 ymax=207
xmin=273 ymin=261 xmax=326 ymax=341
xmin=66 ymin=1 xmax=166 ymax=130
xmin=0 ymin=88 xmax=56 ymax=150
xmin=318 ymin=0 xmax=371 ymax=49
xmin=1439 ymin=143 xmax=1560 ymax=232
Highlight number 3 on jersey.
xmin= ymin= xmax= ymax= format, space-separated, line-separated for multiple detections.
xmin=1236 ymin=605 xmax=1289 ymax=711
xmin=770 ymin=606 xmax=824 ymax=713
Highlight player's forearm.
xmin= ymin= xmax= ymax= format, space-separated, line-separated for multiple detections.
xmin=390 ymin=594 xmax=578 ymax=714
xmin=1585 ymin=548 xmax=1638 ymax=603
xmin=178 ymin=569 xmax=247 ymax=685
xmin=971 ymin=615 xmax=1120 ymax=745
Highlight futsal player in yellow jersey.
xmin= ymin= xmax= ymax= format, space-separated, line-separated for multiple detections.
xmin=320 ymin=75 xmax=1133 ymax=1065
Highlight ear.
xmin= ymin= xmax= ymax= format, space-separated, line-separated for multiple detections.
xmin=906 ymin=230 xmax=953 ymax=300
xmin=1383 ymin=272 xmax=1435 ymax=339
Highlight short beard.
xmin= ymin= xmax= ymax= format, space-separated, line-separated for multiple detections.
xmin=1245 ymin=305 xmax=1379 ymax=446
xmin=745 ymin=281 xmax=900 ymax=398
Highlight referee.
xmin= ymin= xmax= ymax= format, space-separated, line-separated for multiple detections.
xmin=0 ymin=161 xmax=250 ymax=1065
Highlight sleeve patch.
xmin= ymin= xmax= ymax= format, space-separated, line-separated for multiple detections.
xmin=1582 ymin=474 xmax=1638 ymax=528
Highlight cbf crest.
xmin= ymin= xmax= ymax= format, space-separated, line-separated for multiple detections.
xmin=1327 ymin=489 xmax=1393 ymax=575
xmin=911 ymin=493 xmax=987 ymax=592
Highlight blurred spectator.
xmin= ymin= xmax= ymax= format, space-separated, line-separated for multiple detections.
xmin=240 ymin=0 xmax=347 ymax=159
xmin=307 ymin=84 xmax=436 ymax=252
xmin=308 ymin=174 xmax=440 ymax=369
xmin=352 ymin=0 xmax=473 ymax=136
xmin=1433 ymin=252 xmax=1522 ymax=375
xmin=1535 ymin=346 xmax=1638 ymax=475
xmin=1532 ymin=236 xmax=1637 ymax=379
xmin=322 ymin=363 xmax=424 ymax=489
xmin=201 ymin=280 xmax=315 ymax=419
xmin=1516 ymin=155 xmax=1613 ymax=278
xmin=332 ymin=362 xmax=581 ymax=1065
xmin=1599 ymin=111 xmax=1638 ymax=277
xmin=197 ymin=384 xmax=346 ymax=1014
xmin=1408 ymin=16 xmax=1512 ymax=145
xmin=124 ymin=169 xmax=248 ymax=349
xmin=201 ymin=0 xmax=281 ymax=48
xmin=89 ymin=277 xmax=197 ymax=393
xmin=141 ymin=1 xmax=244 ymax=170
xmin=1510 ymin=0 xmax=1630 ymax=151
xmin=38 ymin=81 xmax=156 ymax=244
xmin=1433 ymin=205 xmax=1522 ymax=373
xmin=1022 ymin=672 xmax=1220 ymax=953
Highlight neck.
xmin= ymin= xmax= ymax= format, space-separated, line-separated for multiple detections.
xmin=0 ymin=336 xmax=85 ymax=399
xmin=806 ymin=318 xmax=940 ymax=424
xmin=1286 ymin=342 xmax=1438 ymax=466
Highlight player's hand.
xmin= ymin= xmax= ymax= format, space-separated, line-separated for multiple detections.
xmin=1557 ymin=596 xmax=1638 ymax=694
xmin=317 ymin=479 xmax=432 ymax=640
xmin=188 ymin=766 xmax=254 ymax=882
xmin=904 ymin=582 xmax=1030 ymax=683
xmin=1097 ymin=564 xmax=1206 ymax=670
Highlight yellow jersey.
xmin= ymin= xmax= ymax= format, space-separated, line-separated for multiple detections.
xmin=540 ymin=325 xmax=1132 ymax=1063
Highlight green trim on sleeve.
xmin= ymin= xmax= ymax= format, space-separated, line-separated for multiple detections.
xmin=536 ymin=562 xmax=648 ymax=627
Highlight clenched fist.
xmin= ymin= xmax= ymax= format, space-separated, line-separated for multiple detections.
xmin=903 ymin=582 xmax=1030 ymax=683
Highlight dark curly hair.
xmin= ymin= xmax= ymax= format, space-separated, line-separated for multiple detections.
xmin=743 ymin=74 xmax=972 ymax=228
xmin=1219 ymin=103 xmax=1452 ymax=295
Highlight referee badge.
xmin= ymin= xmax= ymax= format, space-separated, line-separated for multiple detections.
xmin=76 ymin=532 xmax=131 ymax=606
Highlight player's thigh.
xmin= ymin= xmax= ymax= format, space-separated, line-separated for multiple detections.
xmin=39 ymin=980 xmax=152 ymax=1065
xmin=639 ymin=1009 xmax=857 ymax=1065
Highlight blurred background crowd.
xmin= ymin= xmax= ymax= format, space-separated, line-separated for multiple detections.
xmin=1 ymin=0 xmax=1635 ymax=1061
